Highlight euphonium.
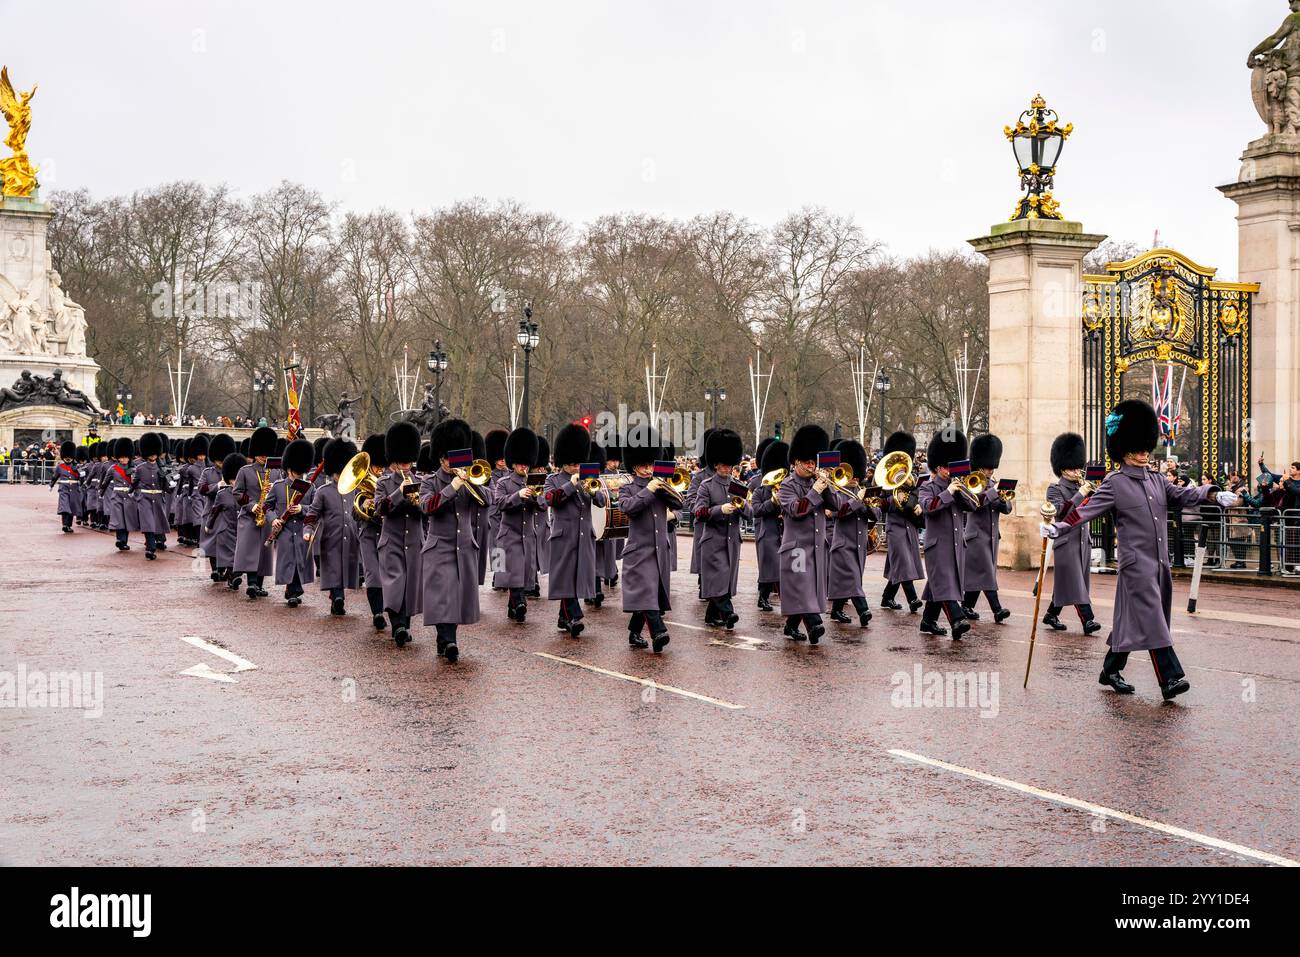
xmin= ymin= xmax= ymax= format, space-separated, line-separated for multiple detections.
xmin=338 ymin=451 xmax=380 ymax=524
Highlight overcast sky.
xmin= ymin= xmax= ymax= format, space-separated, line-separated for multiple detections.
xmin=5 ymin=0 xmax=1283 ymax=277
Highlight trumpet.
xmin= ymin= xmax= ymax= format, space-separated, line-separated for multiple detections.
xmin=729 ymin=490 xmax=751 ymax=509
xmin=398 ymin=469 xmax=421 ymax=509
xmin=999 ymin=486 xmax=1017 ymax=503
xmin=338 ymin=451 xmax=380 ymax=525
xmin=761 ymin=467 xmax=786 ymax=505
xmin=957 ymin=472 xmax=987 ymax=505
xmin=583 ymin=476 xmax=604 ymax=495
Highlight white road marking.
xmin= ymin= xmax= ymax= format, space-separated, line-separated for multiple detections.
xmin=665 ymin=619 xmax=766 ymax=651
xmin=888 ymin=748 xmax=1299 ymax=867
xmin=533 ymin=652 xmax=745 ymax=710
xmin=1003 ymin=588 xmax=1300 ymax=631
xmin=178 ymin=635 xmax=258 ymax=683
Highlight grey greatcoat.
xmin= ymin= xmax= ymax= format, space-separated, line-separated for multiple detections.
xmin=543 ymin=472 xmax=606 ymax=600
xmin=265 ymin=477 xmax=315 ymax=586
xmin=201 ymin=484 xmax=238 ymax=568
xmin=827 ymin=490 xmax=879 ymax=600
xmin=961 ymin=485 xmax=1013 ymax=592
xmin=306 ymin=480 xmax=360 ymax=591
xmin=233 ymin=462 xmax=274 ymax=576
xmin=749 ymin=469 xmax=782 ymax=583
xmin=356 ymin=488 xmax=383 ymax=590
xmin=490 ymin=472 xmax=542 ymax=590
xmin=919 ymin=476 xmax=975 ymax=603
xmin=693 ymin=471 xmax=749 ymax=599
xmin=84 ymin=460 xmax=102 ymax=514
xmin=51 ymin=462 xmax=83 ymax=515
xmin=882 ymin=491 xmax=925 ymax=584
xmin=532 ymin=497 xmax=550 ymax=576
xmin=102 ymin=461 xmax=136 ymax=531
xmin=777 ymin=471 xmax=835 ymax=616
xmin=131 ymin=460 xmax=172 ymax=534
xmin=686 ymin=467 xmax=712 ymax=575
xmin=1052 ymin=465 xmax=1213 ymax=653
xmin=419 ymin=468 xmax=483 ymax=625
xmin=1046 ymin=477 xmax=1092 ymax=607
xmin=196 ymin=464 xmax=221 ymax=530
xmin=618 ymin=476 xmax=673 ymax=612
xmin=184 ymin=462 xmax=207 ymax=525
xmin=376 ymin=470 xmax=424 ymax=616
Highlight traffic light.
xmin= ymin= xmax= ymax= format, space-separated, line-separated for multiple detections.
xmin=774 ymin=419 xmax=784 ymax=441
xmin=576 ymin=415 xmax=593 ymax=430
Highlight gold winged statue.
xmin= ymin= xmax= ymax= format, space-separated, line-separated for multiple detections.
xmin=0 ymin=66 xmax=38 ymax=197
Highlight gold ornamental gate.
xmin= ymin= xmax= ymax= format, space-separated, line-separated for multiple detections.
xmin=1081 ymin=249 xmax=1258 ymax=478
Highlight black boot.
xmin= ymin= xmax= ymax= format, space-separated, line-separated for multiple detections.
xmin=1099 ymin=671 xmax=1135 ymax=694
xmin=993 ymin=607 xmax=1012 ymax=623
xmin=331 ymin=597 xmax=346 ymax=616
xmin=829 ymin=600 xmax=851 ymax=624
xmin=908 ymin=598 xmax=924 ymax=614
xmin=628 ymin=630 xmax=649 ymax=649
xmin=783 ymin=617 xmax=806 ymax=642
xmin=1083 ymin=618 xmax=1103 ymax=635
xmin=1160 ymin=677 xmax=1190 ymax=700
xmin=880 ymin=596 xmax=902 ymax=611
xmin=919 ymin=619 xmax=947 ymax=636
xmin=651 ymin=628 xmax=670 ymax=653
xmin=1042 ymin=612 xmax=1067 ymax=631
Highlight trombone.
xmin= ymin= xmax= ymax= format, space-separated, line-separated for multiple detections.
xmin=958 ymin=471 xmax=988 ymax=507
xmin=656 ymin=467 xmax=689 ymax=507
xmin=460 ymin=458 xmax=491 ymax=506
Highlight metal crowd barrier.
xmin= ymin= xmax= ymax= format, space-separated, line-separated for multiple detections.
xmin=1090 ymin=506 xmax=1300 ymax=578
xmin=1 ymin=459 xmax=56 ymax=485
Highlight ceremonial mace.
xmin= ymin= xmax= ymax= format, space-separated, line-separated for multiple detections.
xmin=1023 ymin=500 xmax=1057 ymax=689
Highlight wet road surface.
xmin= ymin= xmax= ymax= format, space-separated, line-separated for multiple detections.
xmin=2 ymin=485 xmax=1297 ymax=865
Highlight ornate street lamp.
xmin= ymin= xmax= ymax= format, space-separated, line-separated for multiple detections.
xmin=426 ymin=340 xmax=449 ymax=425
xmin=516 ymin=305 xmax=540 ymax=428
xmin=704 ymin=385 xmax=727 ymax=430
xmin=1005 ymin=94 xmax=1073 ymax=221
xmin=874 ymin=369 xmax=891 ymax=447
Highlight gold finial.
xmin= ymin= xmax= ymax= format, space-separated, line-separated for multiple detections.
xmin=1030 ymin=93 xmax=1047 ymax=110
xmin=0 ymin=65 xmax=39 ymax=197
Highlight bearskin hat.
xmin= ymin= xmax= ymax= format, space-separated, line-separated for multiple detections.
xmin=222 ymin=452 xmax=247 ymax=484
xmin=883 ymin=431 xmax=917 ymax=458
xmin=1106 ymin=400 xmax=1159 ymax=463
xmin=838 ymin=440 xmax=868 ymax=481
xmin=760 ymin=440 xmax=789 ymax=474
xmin=755 ymin=437 xmax=775 ymax=468
xmin=239 ymin=437 xmax=250 ymax=457
xmin=75 ymin=445 xmax=88 ymax=462
xmin=926 ymin=429 xmax=968 ymax=470
xmin=471 ymin=430 xmax=487 ymax=463
xmin=313 ymin=435 xmax=329 ymax=465
xmin=187 ymin=435 xmax=210 ymax=459
xmin=323 ymin=438 xmax=356 ymax=477
xmin=385 ymin=421 xmax=422 ymax=465
xmin=589 ymin=441 xmax=606 ymax=465
xmin=248 ymin=426 xmax=277 ymax=458
xmin=428 ymin=417 xmax=471 ymax=463
xmin=1050 ymin=432 xmax=1086 ymax=477
xmin=623 ymin=438 xmax=657 ymax=469
xmin=283 ymin=438 xmax=314 ymax=475
xmin=140 ymin=432 xmax=163 ymax=459
xmin=208 ymin=434 xmax=235 ymax=465
xmin=416 ymin=442 xmax=435 ymax=474
xmin=274 ymin=437 xmax=288 ymax=457
xmin=113 ymin=437 xmax=133 ymax=459
xmin=970 ymin=434 xmax=1003 ymax=471
xmin=788 ymin=424 xmax=830 ymax=465
xmin=504 ymin=428 xmax=539 ymax=468
xmin=361 ymin=433 xmax=387 ymax=468
xmin=554 ymin=423 xmax=591 ymax=467
xmin=706 ymin=428 xmax=743 ymax=468
xmin=605 ymin=442 xmax=622 ymax=465
xmin=659 ymin=442 xmax=676 ymax=461
xmin=534 ymin=436 xmax=550 ymax=470
xmin=60 ymin=440 xmax=77 ymax=459
xmin=697 ymin=427 xmax=716 ymax=467
xmin=156 ymin=432 xmax=169 ymax=454
xmin=485 ymin=428 xmax=509 ymax=464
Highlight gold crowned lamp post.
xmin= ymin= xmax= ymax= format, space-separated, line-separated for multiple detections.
xmin=1005 ymin=94 xmax=1072 ymax=222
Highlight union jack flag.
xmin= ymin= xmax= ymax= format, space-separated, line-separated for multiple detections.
xmin=1152 ymin=364 xmax=1177 ymax=445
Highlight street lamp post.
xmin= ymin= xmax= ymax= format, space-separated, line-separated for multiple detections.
xmin=115 ymin=386 xmax=133 ymax=421
xmin=516 ymin=305 xmax=540 ymax=429
xmin=426 ymin=340 xmax=449 ymax=425
xmin=252 ymin=370 xmax=274 ymax=423
xmin=1005 ymin=94 xmax=1073 ymax=221
xmin=703 ymin=385 xmax=727 ymax=430
xmin=874 ymin=370 xmax=891 ymax=449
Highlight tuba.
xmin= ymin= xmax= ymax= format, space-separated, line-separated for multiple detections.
xmin=339 ymin=451 xmax=380 ymax=525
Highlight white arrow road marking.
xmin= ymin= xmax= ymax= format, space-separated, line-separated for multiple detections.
xmin=664 ymin=619 xmax=766 ymax=651
xmin=888 ymin=748 xmax=1299 ymax=867
xmin=178 ymin=635 xmax=258 ymax=682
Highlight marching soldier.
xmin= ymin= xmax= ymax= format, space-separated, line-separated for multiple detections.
xmin=918 ymin=429 xmax=976 ymax=639
xmin=778 ymin=425 xmax=834 ymax=644
xmin=203 ymin=452 xmax=246 ymax=589
xmin=233 ymin=426 xmax=278 ymax=598
xmin=50 ymin=440 xmax=82 ymax=533
xmin=960 ymin=434 xmax=1014 ymax=623
xmin=544 ymin=423 xmax=606 ymax=639
xmin=604 ymin=440 xmax=625 ymax=586
xmin=419 ymin=418 xmax=484 ymax=663
xmin=694 ymin=428 xmax=748 ymax=629
xmin=879 ymin=431 xmax=925 ymax=614
xmin=1043 ymin=432 xmax=1102 ymax=634
xmin=102 ymin=437 xmax=136 ymax=551
xmin=490 ymin=427 xmax=543 ymax=624
xmin=305 ymin=438 xmax=360 ymax=616
xmin=618 ymin=433 xmax=673 ymax=652
xmin=197 ymin=434 xmax=234 ymax=579
xmin=355 ymin=433 xmax=389 ymax=630
xmin=376 ymin=421 xmax=424 ymax=647
xmin=1040 ymin=400 xmax=1233 ymax=700
xmin=827 ymin=440 xmax=878 ymax=628
xmin=471 ymin=430 xmax=491 ymax=586
xmin=686 ymin=427 xmax=716 ymax=600
xmin=265 ymin=438 xmax=316 ymax=606
xmin=85 ymin=442 xmax=105 ymax=530
xmin=131 ymin=432 xmax=172 ymax=560
xmin=589 ymin=440 xmax=614 ymax=607
xmin=485 ymin=427 xmax=510 ymax=588
xmin=751 ymin=439 xmax=786 ymax=612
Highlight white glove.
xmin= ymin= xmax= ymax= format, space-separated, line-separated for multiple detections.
xmin=1039 ymin=523 xmax=1058 ymax=540
xmin=1215 ymin=491 xmax=1239 ymax=508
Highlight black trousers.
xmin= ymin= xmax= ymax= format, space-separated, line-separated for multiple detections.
xmin=1103 ymin=646 xmax=1185 ymax=684
xmin=366 ymin=586 xmax=384 ymax=616
xmin=558 ymin=597 xmax=583 ymax=623
xmin=882 ymin=580 xmax=919 ymax=604
xmin=329 ymin=586 xmax=345 ymax=601
xmin=145 ymin=531 xmax=163 ymax=554
xmin=435 ymin=622 xmax=458 ymax=646
xmin=833 ymin=596 xmax=871 ymax=614
xmin=921 ymin=600 xmax=966 ymax=625
xmin=786 ymin=613 xmax=823 ymax=629
xmin=963 ymin=589 xmax=1003 ymax=612
xmin=1047 ymin=602 xmax=1096 ymax=622
xmin=246 ymin=573 xmax=265 ymax=588
xmin=707 ymin=595 xmax=735 ymax=619
xmin=629 ymin=610 xmax=666 ymax=635
xmin=61 ymin=512 xmax=73 ymax=530
xmin=508 ymin=586 xmax=527 ymax=607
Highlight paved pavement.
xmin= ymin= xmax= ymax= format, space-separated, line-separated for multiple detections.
xmin=2 ymin=484 xmax=1298 ymax=866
